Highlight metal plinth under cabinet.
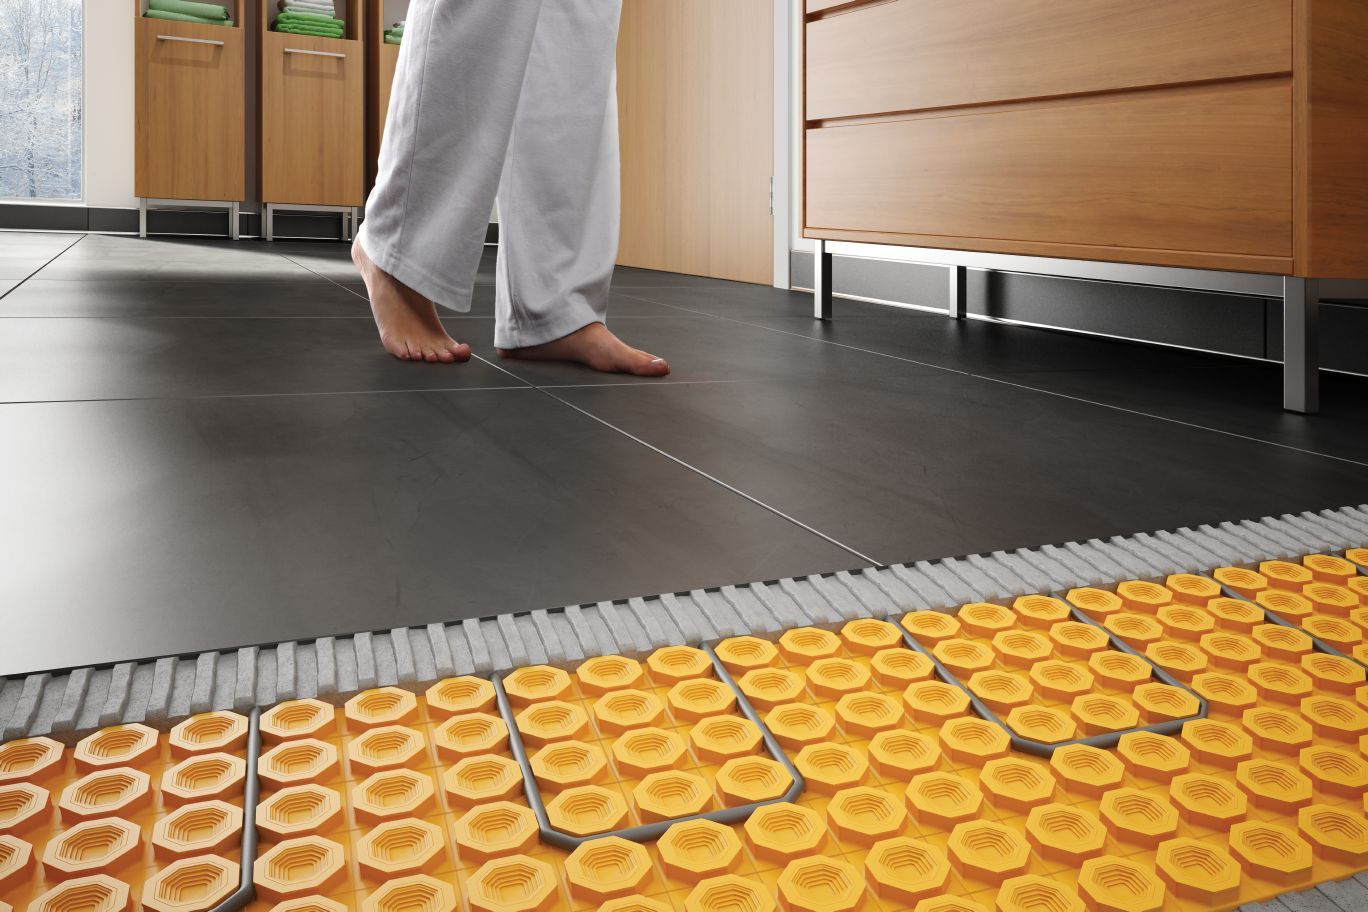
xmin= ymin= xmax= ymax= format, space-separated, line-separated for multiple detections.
xmin=138 ymin=198 xmax=241 ymax=240
xmin=262 ymin=203 xmax=360 ymax=242
xmin=810 ymin=239 xmax=1368 ymax=416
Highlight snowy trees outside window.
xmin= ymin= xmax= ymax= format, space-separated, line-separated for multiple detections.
xmin=0 ymin=0 xmax=83 ymax=200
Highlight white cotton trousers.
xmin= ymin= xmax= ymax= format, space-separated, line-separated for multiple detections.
xmin=356 ymin=0 xmax=622 ymax=349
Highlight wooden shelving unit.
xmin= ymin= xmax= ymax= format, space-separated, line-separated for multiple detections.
xmin=133 ymin=0 xmax=246 ymax=237
xmin=257 ymin=0 xmax=365 ymax=239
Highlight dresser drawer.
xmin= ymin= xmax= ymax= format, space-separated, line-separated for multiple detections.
xmin=806 ymin=0 xmax=1291 ymax=121
xmin=806 ymin=82 xmax=1293 ymax=264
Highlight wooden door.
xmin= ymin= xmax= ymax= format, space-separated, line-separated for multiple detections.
xmin=134 ymin=18 xmax=246 ymax=202
xmin=260 ymin=30 xmax=365 ymax=207
xmin=617 ymin=0 xmax=773 ymax=285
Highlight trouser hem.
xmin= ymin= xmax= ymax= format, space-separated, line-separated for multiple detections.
xmin=494 ymin=307 xmax=603 ymax=350
xmin=356 ymin=225 xmax=474 ymax=314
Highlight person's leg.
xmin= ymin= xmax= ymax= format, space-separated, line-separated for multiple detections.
xmin=354 ymin=0 xmax=544 ymax=362
xmin=492 ymin=0 xmax=669 ymax=376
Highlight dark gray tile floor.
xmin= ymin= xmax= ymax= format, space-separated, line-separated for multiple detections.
xmin=2 ymin=232 xmax=1366 ymax=676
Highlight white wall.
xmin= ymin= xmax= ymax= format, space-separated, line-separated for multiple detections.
xmin=83 ymin=1 xmax=137 ymax=209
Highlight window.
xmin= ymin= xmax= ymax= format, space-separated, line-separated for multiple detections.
xmin=0 ymin=0 xmax=84 ymax=200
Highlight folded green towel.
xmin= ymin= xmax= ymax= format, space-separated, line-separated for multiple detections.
xmin=148 ymin=0 xmax=229 ymax=20
xmin=276 ymin=9 xmax=344 ymax=27
xmin=145 ymin=9 xmax=233 ymax=25
xmin=276 ymin=23 xmax=344 ymax=37
xmin=388 ymin=25 xmax=403 ymax=37
xmin=384 ymin=33 xmax=401 ymax=44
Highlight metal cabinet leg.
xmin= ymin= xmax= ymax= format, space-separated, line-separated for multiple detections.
xmin=228 ymin=202 xmax=240 ymax=241
xmin=264 ymin=204 xmax=274 ymax=243
xmin=1283 ymin=276 xmax=1320 ymax=414
xmin=948 ymin=265 xmax=967 ymax=319
xmin=813 ymin=239 xmax=833 ymax=320
xmin=138 ymin=199 xmax=148 ymax=239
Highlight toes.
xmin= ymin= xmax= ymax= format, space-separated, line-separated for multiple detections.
xmin=626 ymin=350 xmax=670 ymax=377
xmin=382 ymin=335 xmax=469 ymax=363
xmin=641 ymin=357 xmax=670 ymax=377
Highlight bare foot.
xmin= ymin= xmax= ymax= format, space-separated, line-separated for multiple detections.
xmin=351 ymin=241 xmax=471 ymax=363
xmin=497 ymin=322 xmax=670 ymax=376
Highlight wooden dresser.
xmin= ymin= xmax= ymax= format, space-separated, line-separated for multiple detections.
xmin=257 ymin=0 xmax=365 ymax=239
xmin=802 ymin=0 xmax=1368 ymax=412
xmin=134 ymin=0 xmax=246 ymax=237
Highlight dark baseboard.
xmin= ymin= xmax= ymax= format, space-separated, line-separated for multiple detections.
xmin=1 ymin=202 xmax=501 ymax=245
xmin=791 ymin=250 xmax=1368 ymax=376
xmin=88 ymin=208 xmax=140 ymax=233
xmin=0 ymin=203 xmax=92 ymax=232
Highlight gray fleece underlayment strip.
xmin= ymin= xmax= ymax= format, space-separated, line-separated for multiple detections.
xmin=4 ymin=505 xmax=1367 ymax=744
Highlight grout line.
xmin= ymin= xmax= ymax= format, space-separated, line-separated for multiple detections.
xmin=0 ymin=313 xmax=709 ymax=322
xmin=533 ymin=378 xmax=752 ymax=389
xmin=0 ymin=315 xmax=395 ymax=321
xmin=609 ymin=283 xmax=737 ymax=290
xmin=541 ymin=387 xmax=882 ymax=565
xmin=466 ymin=350 xmax=883 ymax=566
xmin=0 ymin=234 xmax=87 ymax=303
xmin=0 ymin=385 xmax=536 ymax=407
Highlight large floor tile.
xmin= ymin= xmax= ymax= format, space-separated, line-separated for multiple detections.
xmin=0 ymin=317 xmax=524 ymax=401
xmin=0 ymin=247 xmax=70 ymax=280
xmin=36 ymin=235 xmax=324 ymax=283
xmin=0 ymin=260 xmax=46 ymax=280
xmin=294 ymin=241 xmax=499 ymax=285
xmin=996 ymin=363 xmax=1368 ymax=464
xmin=342 ymin=282 xmax=686 ymax=320
xmin=0 ymin=232 xmax=78 ymax=266
xmin=0 ymin=390 xmax=863 ymax=675
xmin=272 ymin=240 xmax=366 ymax=282
xmin=0 ymin=279 xmax=375 ymax=318
xmin=457 ymin=314 xmax=949 ymax=386
xmin=618 ymin=282 xmax=823 ymax=319
xmin=0 ymin=231 xmax=78 ymax=248
xmin=611 ymin=265 xmax=747 ymax=289
xmin=621 ymin=286 xmax=1236 ymax=375
xmin=556 ymin=373 xmax=1368 ymax=566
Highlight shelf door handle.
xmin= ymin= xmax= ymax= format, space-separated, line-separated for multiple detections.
xmin=284 ymin=47 xmax=346 ymax=59
xmin=156 ymin=34 xmax=226 ymax=46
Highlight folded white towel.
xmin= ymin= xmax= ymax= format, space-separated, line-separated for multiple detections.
xmin=278 ymin=0 xmax=337 ymax=14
